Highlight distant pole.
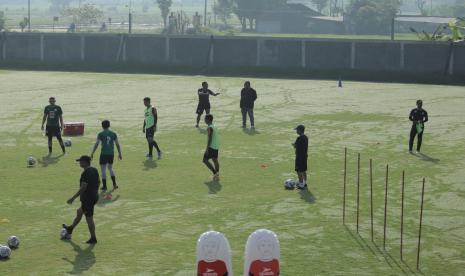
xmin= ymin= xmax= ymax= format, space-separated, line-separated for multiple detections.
xmin=400 ymin=170 xmax=405 ymax=260
xmin=383 ymin=164 xmax=389 ymax=249
xmin=430 ymin=0 xmax=433 ymax=15
xmin=28 ymin=0 xmax=31 ymax=32
xmin=417 ymin=178 xmax=426 ymax=270
xmin=391 ymin=17 xmax=395 ymax=41
xmin=356 ymin=153 xmax=360 ymax=233
xmin=370 ymin=159 xmax=374 ymax=242
xmin=204 ymin=0 xmax=207 ymax=26
xmin=128 ymin=0 xmax=132 ymax=34
xmin=343 ymin=148 xmax=347 ymax=224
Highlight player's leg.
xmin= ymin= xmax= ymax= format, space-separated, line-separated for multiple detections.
xmin=152 ymin=138 xmax=162 ymax=159
xmin=248 ymin=108 xmax=255 ymax=128
xmin=100 ymin=165 xmax=107 ymax=191
xmin=56 ymin=131 xmax=65 ymax=154
xmin=212 ymin=157 xmax=220 ymax=180
xmin=108 ymin=161 xmax=118 ymax=189
xmin=417 ymin=129 xmax=423 ymax=152
xmin=241 ymin=108 xmax=247 ymax=128
xmin=85 ymin=215 xmax=97 ymax=243
xmin=303 ymin=171 xmax=307 ymax=186
xmin=203 ymin=150 xmax=216 ymax=175
xmin=196 ymin=106 xmax=203 ymax=127
xmin=63 ymin=207 xmax=84 ymax=234
xmin=47 ymin=135 xmax=53 ymax=154
xmin=408 ymin=125 xmax=417 ymax=152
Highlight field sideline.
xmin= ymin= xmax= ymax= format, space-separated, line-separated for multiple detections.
xmin=0 ymin=70 xmax=464 ymax=275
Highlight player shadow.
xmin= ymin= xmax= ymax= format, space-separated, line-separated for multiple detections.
xmin=204 ymin=180 xmax=222 ymax=194
xmin=38 ymin=153 xmax=65 ymax=167
xmin=97 ymin=190 xmax=120 ymax=206
xmin=415 ymin=152 xmax=440 ymax=163
xmin=197 ymin=127 xmax=207 ymax=135
xmin=242 ymin=128 xmax=260 ymax=136
xmin=298 ymin=188 xmax=316 ymax=204
xmin=143 ymin=159 xmax=158 ymax=170
xmin=62 ymin=240 xmax=96 ymax=275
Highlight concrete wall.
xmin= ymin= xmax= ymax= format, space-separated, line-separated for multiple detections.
xmin=0 ymin=32 xmax=463 ymax=79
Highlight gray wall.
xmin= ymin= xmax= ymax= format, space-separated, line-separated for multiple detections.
xmin=0 ymin=32 xmax=463 ymax=78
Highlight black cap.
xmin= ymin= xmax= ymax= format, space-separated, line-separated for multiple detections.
xmin=294 ymin=124 xmax=305 ymax=131
xmin=75 ymin=155 xmax=91 ymax=163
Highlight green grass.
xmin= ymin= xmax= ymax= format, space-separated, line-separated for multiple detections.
xmin=0 ymin=71 xmax=464 ymax=275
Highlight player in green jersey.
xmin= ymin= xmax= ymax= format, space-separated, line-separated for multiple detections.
xmin=91 ymin=120 xmax=122 ymax=191
xmin=41 ymin=97 xmax=65 ymax=155
xmin=143 ymin=97 xmax=162 ymax=160
xmin=203 ymin=114 xmax=220 ymax=181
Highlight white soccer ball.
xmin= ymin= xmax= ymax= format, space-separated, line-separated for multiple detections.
xmin=284 ymin=179 xmax=296 ymax=190
xmin=7 ymin=236 xmax=19 ymax=248
xmin=64 ymin=139 xmax=72 ymax=147
xmin=60 ymin=228 xmax=71 ymax=240
xmin=27 ymin=156 xmax=37 ymax=167
xmin=0 ymin=245 xmax=11 ymax=258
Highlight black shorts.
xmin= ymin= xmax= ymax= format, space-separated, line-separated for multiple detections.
xmin=295 ymin=156 xmax=308 ymax=172
xmin=99 ymin=154 xmax=114 ymax=165
xmin=203 ymin=148 xmax=218 ymax=161
xmin=46 ymin=125 xmax=61 ymax=138
xmin=145 ymin=126 xmax=155 ymax=139
xmin=196 ymin=104 xmax=210 ymax=115
xmin=81 ymin=198 xmax=98 ymax=217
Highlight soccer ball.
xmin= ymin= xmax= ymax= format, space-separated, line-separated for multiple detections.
xmin=0 ymin=245 xmax=11 ymax=258
xmin=27 ymin=156 xmax=37 ymax=167
xmin=284 ymin=179 xmax=296 ymax=190
xmin=60 ymin=228 xmax=71 ymax=240
xmin=64 ymin=139 xmax=72 ymax=147
xmin=7 ymin=236 xmax=19 ymax=248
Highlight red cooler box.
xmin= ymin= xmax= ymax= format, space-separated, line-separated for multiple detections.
xmin=63 ymin=122 xmax=85 ymax=136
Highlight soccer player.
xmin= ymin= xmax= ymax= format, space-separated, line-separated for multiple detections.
xmin=409 ymin=99 xmax=428 ymax=153
xmin=240 ymin=81 xmax=257 ymax=129
xmin=196 ymin=82 xmax=220 ymax=128
xmin=90 ymin=120 xmax=122 ymax=191
xmin=143 ymin=97 xmax=162 ymax=160
xmin=41 ymin=97 xmax=65 ymax=155
xmin=293 ymin=124 xmax=308 ymax=189
xmin=203 ymin=114 xmax=220 ymax=181
xmin=63 ymin=155 xmax=100 ymax=244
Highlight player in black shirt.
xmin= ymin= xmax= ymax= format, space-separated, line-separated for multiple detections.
xmin=41 ymin=97 xmax=65 ymax=155
xmin=293 ymin=124 xmax=308 ymax=189
xmin=195 ymin=82 xmax=220 ymax=128
xmin=409 ymin=100 xmax=428 ymax=153
xmin=63 ymin=155 xmax=100 ymax=244
xmin=240 ymin=81 xmax=257 ymax=129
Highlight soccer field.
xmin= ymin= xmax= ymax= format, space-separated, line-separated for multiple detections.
xmin=0 ymin=70 xmax=464 ymax=275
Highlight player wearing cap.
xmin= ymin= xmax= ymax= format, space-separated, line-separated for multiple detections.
xmin=293 ymin=124 xmax=308 ymax=189
xmin=63 ymin=155 xmax=100 ymax=244
xmin=41 ymin=97 xmax=66 ymax=155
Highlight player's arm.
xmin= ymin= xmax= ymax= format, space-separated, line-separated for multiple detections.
xmin=252 ymin=89 xmax=257 ymax=101
xmin=142 ymin=120 xmax=146 ymax=133
xmin=409 ymin=110 xmax=414 ymax=122
xmin=67 ymin=182 xmax=88 ymax=204
xmin=41 ymin=110 xmax=47 ymax=130
xmin=209 ymin=89 xmax=220 ymax=96
xmin=207 ymin=127 xmax=212 ymax=149
xmin=423 ymin=111 xmax=428 ymax=123
xmin=115 ymin=138 xmax=122 ymax=160
xmin=90 ymin=137 xmax=100 ymax=159
xmin=152 ymin=107 xmax=158 ymax=131
xmin=59 ymin=115 xmax=64 ymax=131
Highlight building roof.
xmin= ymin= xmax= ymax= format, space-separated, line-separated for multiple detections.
xmin=395 ymin=16 xmax=455 ymax=24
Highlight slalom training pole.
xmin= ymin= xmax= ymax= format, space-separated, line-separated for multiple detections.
xmin=417 ymin=178 xmax=426 ymax=270
xmin=343 ymin=148 xmax=347 ymax=224
xmin=357 ymin=153 xmax=360 ymax=233
xmin=383 ymin=164 xmax=389 ymax=249
xmin=400 ymin=170 xmax=405 ymax=260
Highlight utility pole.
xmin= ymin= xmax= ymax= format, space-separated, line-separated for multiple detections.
xmin=430 ymin=0 xmax=433 ymax=16
xmin=128 ymin=0 xmax=132 ymax=33
xmin=204 ymin=0 xmax=207 ymax=26
xmin=28 ymin=0 xmax=31 ymax=31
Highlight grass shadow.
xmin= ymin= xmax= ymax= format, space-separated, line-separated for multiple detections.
xmin=371 ymin=241 xmax=409 ymax=275
xmin=242 ymin=128 xmax=260 ymax=136
xmin=97 ymin=190 xmax=120 ymax=206
xmin=38 ymin=153 xmax=65 ymax=167
xmin=298 ymin=188 xmax=316 ymax=204
xmin=143 ymin=159 xmax=157 ymax=170
xmin=197 ymin=127 xmax=207 ymax=135
xmin=416 ymin=152 xmax=440 ymax=163
xmin=204 ymin=180 xmax=222 ymax=194
xmin=62 ymin=240 xmax=96 ymax=275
